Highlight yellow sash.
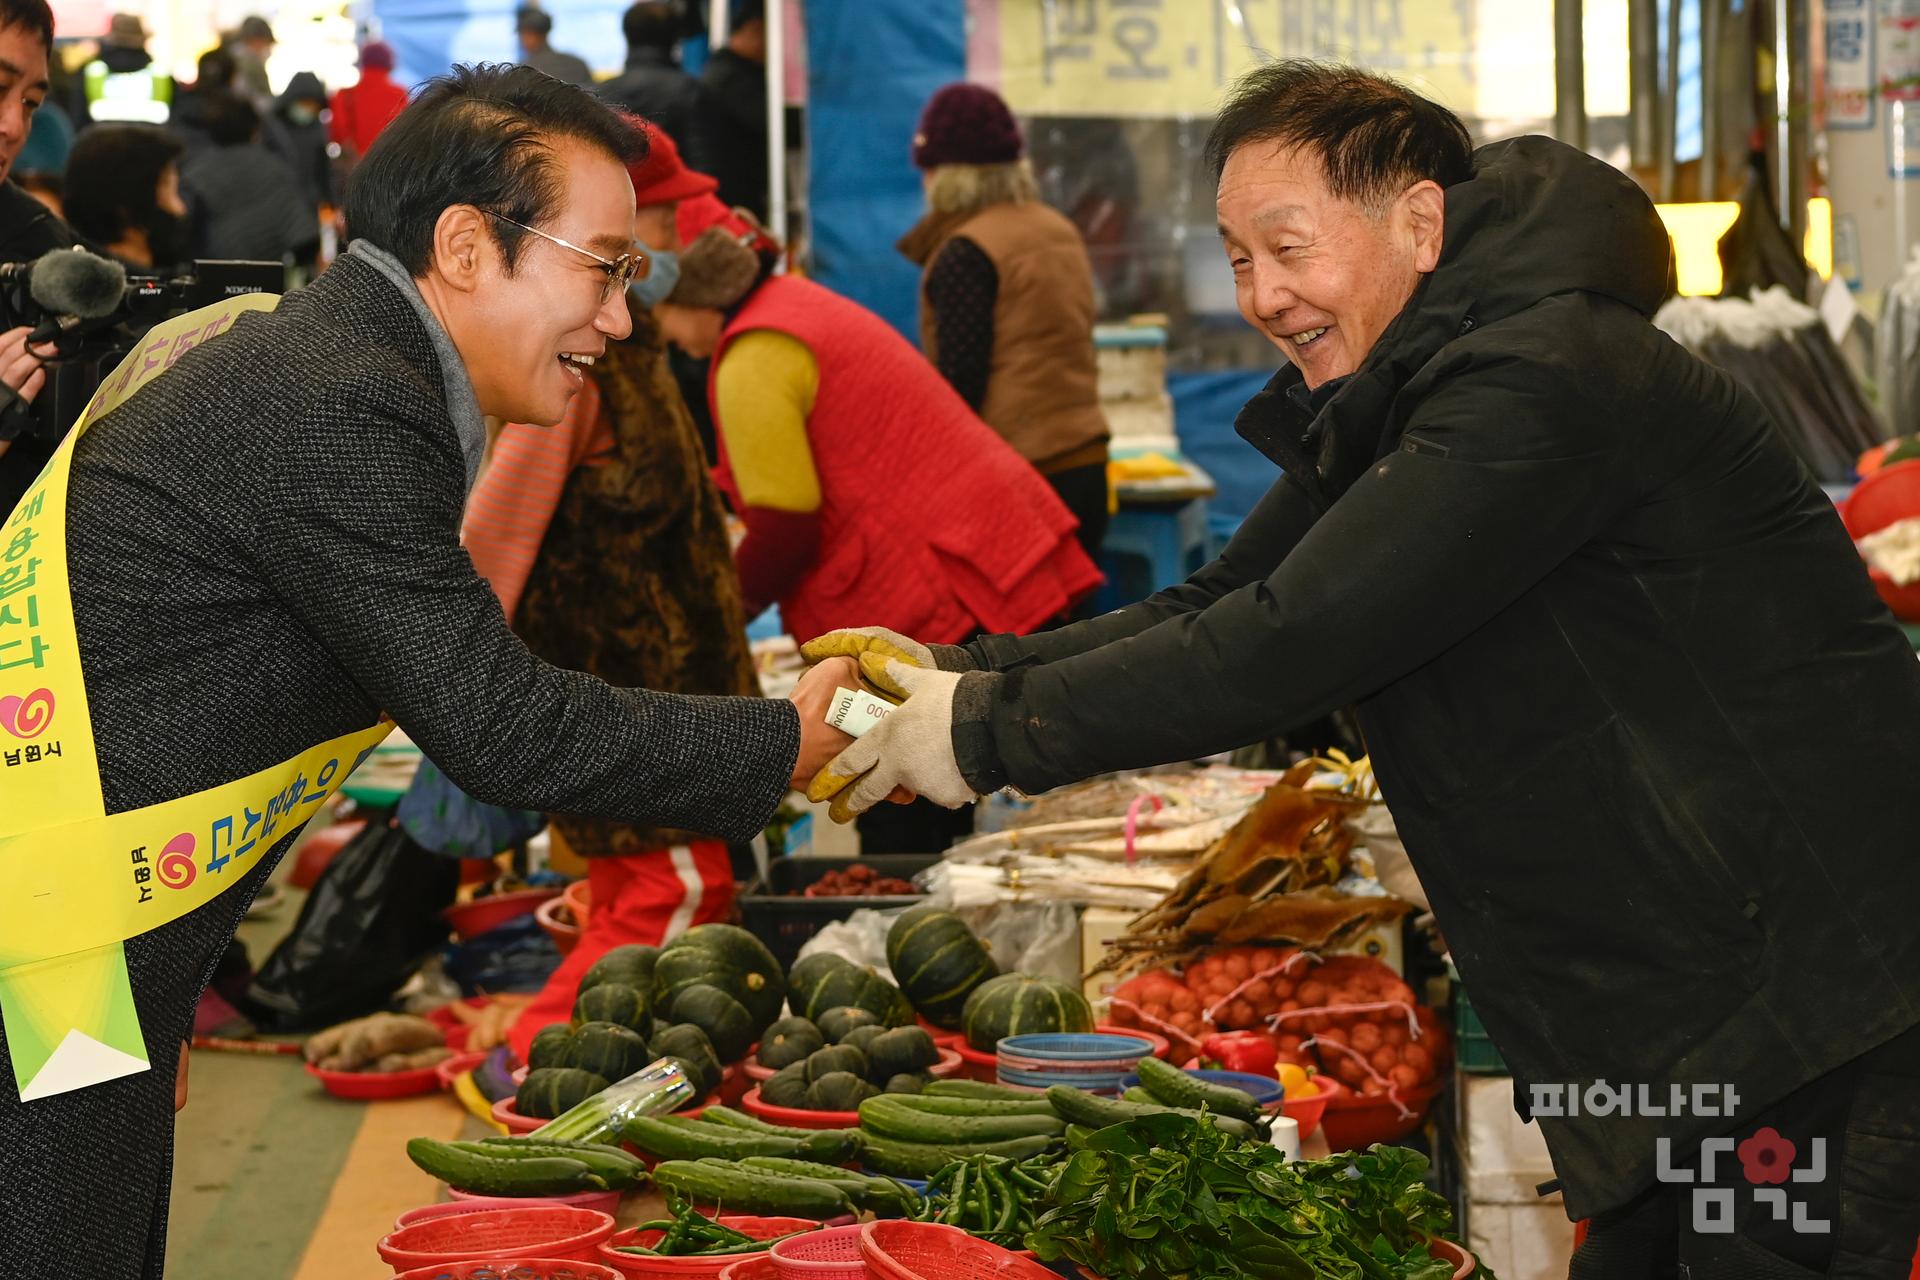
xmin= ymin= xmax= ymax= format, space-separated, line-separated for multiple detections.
xmin=0 ymin=295 xmax=391 ymax=1101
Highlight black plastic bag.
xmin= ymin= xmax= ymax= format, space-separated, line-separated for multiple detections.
xmin=244 ymin=820 xmax=459 ymax=1031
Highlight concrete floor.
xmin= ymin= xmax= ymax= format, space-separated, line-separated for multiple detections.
xmin=164 ymin=858 xmax=476 ymax=1279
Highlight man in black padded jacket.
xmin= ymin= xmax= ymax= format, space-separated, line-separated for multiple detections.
xmin=809 ymin=63 xmax=1920 ymax=1279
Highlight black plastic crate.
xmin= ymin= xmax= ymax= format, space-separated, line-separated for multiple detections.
xmin=738 ymin=855 xmax=940 ymax=973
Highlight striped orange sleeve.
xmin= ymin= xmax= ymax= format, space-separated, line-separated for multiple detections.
xmin=463 ymin=376 xmax=603 ymax=621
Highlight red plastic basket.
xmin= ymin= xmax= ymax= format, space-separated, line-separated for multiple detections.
xmin=401 ymin=1191 xmax=623 ymax=1229
xmin=717 ymin=1258 xmax=781 ymax=1280
xmin=738 ymin=1086 xmax=861 ymax=1131
xmin=445 ymin=888 xmax=563 ymax=939
xmin=307 ymin=1060 xmax=442 ymax=1101
xmin=1317 ymin=1079 xmax=1443 ymax=1152
xmin=600 ymin=1217 xmax=817 ymax=1280
xmin=1841 ymin=457 xmax=1920 ymax=620
xmin=767 ymin=1224 xmax=866 ymax=1279
xmin=392 ymin=1259 xmax=621 ymax=1280
xmin=377 ymin=1206 xmax=616 ymax=1271
xmin=537 ymin=894 xmax=584 ymax=954
xmin=859 ymin=1221 xmax=1057 ymax=1280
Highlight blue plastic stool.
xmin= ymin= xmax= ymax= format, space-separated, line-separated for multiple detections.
xmin=1094 ymin=498 xmax=1213 ymax=612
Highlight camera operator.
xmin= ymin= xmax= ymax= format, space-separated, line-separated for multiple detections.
xmin=0 ymin=0 xmax=76 ymax=507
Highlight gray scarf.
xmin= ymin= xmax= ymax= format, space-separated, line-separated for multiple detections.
xmin=346 ymin=239 xmax=487 ymax=489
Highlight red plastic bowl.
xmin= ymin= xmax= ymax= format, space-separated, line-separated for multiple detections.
xmin=1317 ymin=1078 xmax=1443 ymax=1152
xmin=1841 ymin=458 xmax=1920 ymax=620
xmin=1274 ymin=1074 xmax=1336 ymax=1140
xmin=956 ymin=1023 xmax=1169 ymax=1080
xmin=537 ymin=894 xmax=584 ymax=954
xmin=601 ymin=1216 xmax=817 ymax=1279
xmin=743 ymin=1046 xmax=961 ymax=1085
xmin=434 ymin=1049 xmax=490 ymax=1091
xmin=307 ymin=1060 xmax=441 ymax=1101
xmin=401 ymin=1189 xmax=623 ymax=1228
xmin=861 ymin=1221 xmax=1057 ymax=1280
xmin=377 ymin=1206 xmax=616 ymax=1271
xmin=565 ymin=878 xmax=593 ymax=928
xmin=445 ymin=887 xmax=563 ymax=939
xmin=738 ymin=1086 xmax=860 ymax=1131
xmin=393 ymin=1260 xmax=621 ymax=1280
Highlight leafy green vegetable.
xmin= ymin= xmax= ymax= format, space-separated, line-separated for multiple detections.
xmin=1023 ymin=1113 xmax=1492 ymax=1280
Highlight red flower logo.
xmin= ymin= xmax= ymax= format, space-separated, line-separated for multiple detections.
xmin=1738 ymin=1126 xmax=1796 ymax=1185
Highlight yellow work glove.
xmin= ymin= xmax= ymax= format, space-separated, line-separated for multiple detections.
xmin=806 ymin=653 xmax=977 ymax=823
xmin=798 ymin=626 xmax=975 ymax=673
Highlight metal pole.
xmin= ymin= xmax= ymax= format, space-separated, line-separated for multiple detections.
xmin=1776 ymin=0 xmax=1795 ymax=234
xmin=1629 ymin=0 xmax=1660 ymax=170
xmin=765 ymin=0 xmax=788 ymax=262
xmin=1701 ymin=0 xmax=1720 ymax=200
xmin=1555 ymin=0 xmax=1588 ymax=151
xmin=1661 ymin=0 xmax=1682 ymax=199
xmin=710 ymin=0 xmax=730 ymax=53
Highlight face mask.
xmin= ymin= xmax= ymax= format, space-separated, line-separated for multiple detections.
xmin=627 ymin=244 xmax=680 ymax=309
xmin=287 ymin=104 xmax=318 ymax=126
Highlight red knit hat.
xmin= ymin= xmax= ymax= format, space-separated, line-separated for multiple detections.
xmin=626 ymin=120 xmax=719 ymax=206
xmin=911 ymin=82 xmax=1023 ymax=170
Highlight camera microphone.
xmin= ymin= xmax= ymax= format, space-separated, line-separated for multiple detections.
xmin=16 ymin=250 xmax=129 ymax=341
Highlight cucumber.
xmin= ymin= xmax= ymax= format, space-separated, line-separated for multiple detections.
xmin=858 ymin=1132 xmax=1059 ymax=1181
xmin=405 ymin=1137 xmax=605 ymax=1196
xmin=873 ymin=1093 xmax=1059 ymax=1118
xmin=652 ymin=1160 xmax=855 ymax=1218
xmin=698 ymin=1105 xmax=866 ymax=1152
xmin=735 ymin=1157 xmax=918 ymax=1211
xmin=858 ymin=1096 xmax=1065 ymax=1144
xmin=1136 ymin=1055 xmax=1263 ymax=1125
xmin=1122 ymin=1087 xmax=1158 ymax=1104
xmin=473 ymin=1136 xmax=649 ymax=1188
xmin=625 ymin=1115 xmax=816 ymax=1161
xmin=1044 ymin=1085 xmax=1257 ymax=1140
xmin=660 ymin=1114 xmax=861 ymax=1164
xmin=921 ymin=1079 xmax=1045 ymax=1101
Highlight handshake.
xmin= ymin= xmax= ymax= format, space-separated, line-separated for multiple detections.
xmin=783 ymin=627 xmax=981 ymax=823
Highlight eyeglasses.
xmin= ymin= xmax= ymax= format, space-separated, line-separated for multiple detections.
xmin=485 ymin=210 xmax=648 ymax=302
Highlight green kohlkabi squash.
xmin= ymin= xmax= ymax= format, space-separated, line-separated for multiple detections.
xmin=960 ymin=973 xmax=1094 ymax=1052
xmin=662 ymin=981 xmax=756 ymax=1062
xmin=578 ymin=944 xmax=659 ymax=996
xmin=516 ymin=1067 xmax=610 ymax=1119
xmin=886 ymin=907 xmax=998 ymax=1030
xmin=801 ymin=964 xmax=913 ymax=1027
xmin=653 ymin=925 xmax=787 ymax=1032
xmin=571 ymin=981 xmax=650 ymax=1032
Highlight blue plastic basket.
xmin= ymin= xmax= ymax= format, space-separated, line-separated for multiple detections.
xmin=997 ymin=1033 xmax=1153 ymax=1061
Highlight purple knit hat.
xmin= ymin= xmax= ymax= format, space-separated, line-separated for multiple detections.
xmin=912 ymin=82 xmax=1023 ymax=170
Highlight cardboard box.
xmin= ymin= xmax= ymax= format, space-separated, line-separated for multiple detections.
xmin=1078 ymin=907 xmax=1136 ymax=1005
xmin=1459 ymin=1197 xmax=1577 ymax=1280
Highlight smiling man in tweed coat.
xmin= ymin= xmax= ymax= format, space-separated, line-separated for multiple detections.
xmin=0 ymin=64 xmax=855 ymax=1279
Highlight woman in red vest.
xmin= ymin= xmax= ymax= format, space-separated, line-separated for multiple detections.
xmin=655 ymin=199 xmax=1101 ymax=648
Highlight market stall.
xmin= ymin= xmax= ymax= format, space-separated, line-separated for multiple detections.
xmin=255 ymin=730 xmax=1498 ymax=1279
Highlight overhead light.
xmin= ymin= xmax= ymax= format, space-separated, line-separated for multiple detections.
xmin=1654 ymin=202 xmax=1742 ymax=296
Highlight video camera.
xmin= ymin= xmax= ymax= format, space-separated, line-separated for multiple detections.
xmin=0 ymin=248 xmax=281 ymax=441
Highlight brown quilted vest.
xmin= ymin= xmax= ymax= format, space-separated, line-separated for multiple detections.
xmin=915 ymin=201 xmax=1110 ymax=473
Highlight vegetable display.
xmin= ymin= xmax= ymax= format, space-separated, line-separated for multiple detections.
xmin=1107 ymin=946 xmax=1449 ymax=1102
xmin=753 ymin=1013 xmax=938 ymax=1110
xmin=910 ymin=1152 xmax=1057 ymax=1250
xmin=1026 ymin=1112 xmax=1488 ymax=1280
xmin=615 ymin=1194 xmax=813 ymax=1257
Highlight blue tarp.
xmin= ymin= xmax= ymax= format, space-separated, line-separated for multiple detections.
xmin=802 ymin=0 xmax=966 ymax=341
xmin=1169 ymin=368 xmax=1279 ymax=525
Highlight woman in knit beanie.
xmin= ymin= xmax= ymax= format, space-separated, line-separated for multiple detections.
xmin=898 ymin=81 xmax=1111 ymax=561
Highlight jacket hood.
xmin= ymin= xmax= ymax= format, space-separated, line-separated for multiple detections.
xmin=1236 ymin=136 xmax=1672 ymax=509
xmin=280 ymin=71 xmax=327 ymax=105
